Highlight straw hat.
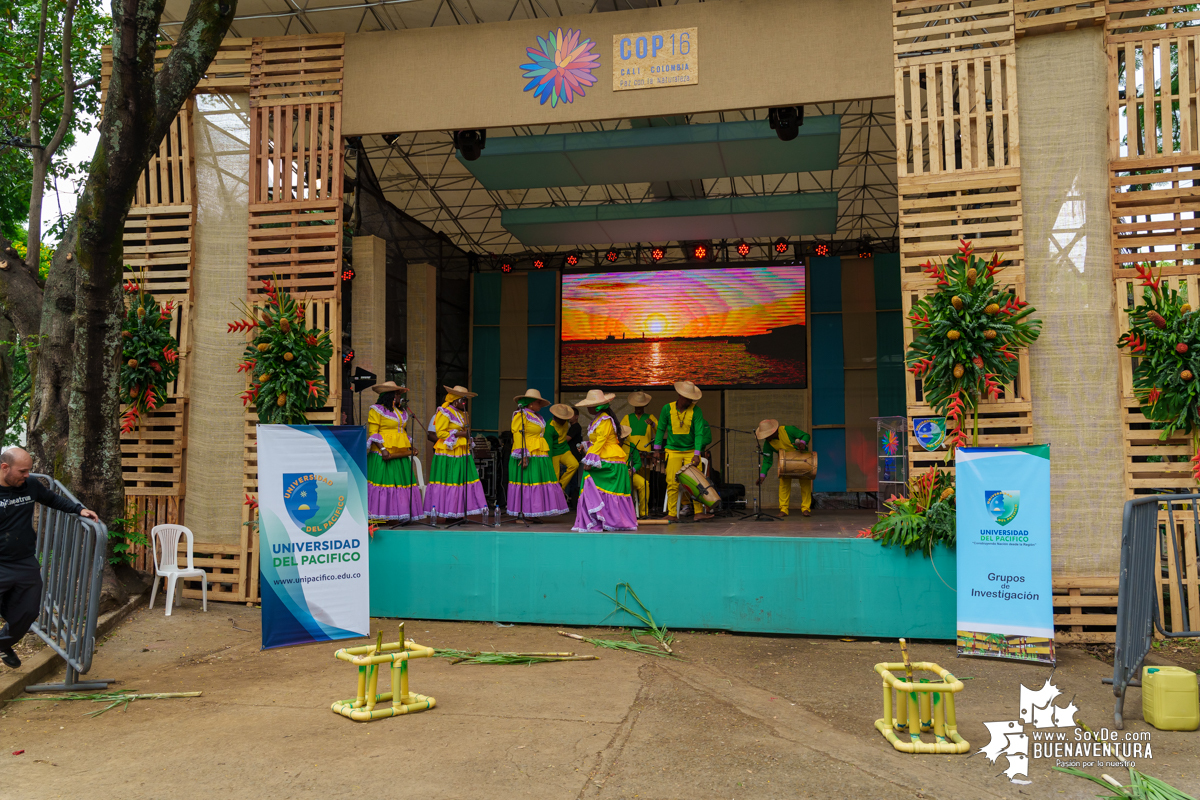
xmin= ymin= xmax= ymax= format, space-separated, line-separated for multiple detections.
xmin=620 ymin=424 xmax=632 ymax=439
xmin=371 ymin=381 xmax=407 ymax=394
xmin=549 ymin=403 xmax=574 ymax=421
xmin=513 ymin=388 xmax=550 ymax=408
xmin=443 ymin=384 xmax=478 ymax=399
xmin=575 ymin=389 xmax=616 ymax=408
xmin=756 ymin=419 xmax=781 ymax=441
xmin=627 ymin=391 xmax=653 ymax=407
xmin=673 ymin=380 xmax=702 ymax=401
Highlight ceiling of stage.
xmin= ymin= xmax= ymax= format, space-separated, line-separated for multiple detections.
xmin=158 ymin=0 xmax=898 ymax=262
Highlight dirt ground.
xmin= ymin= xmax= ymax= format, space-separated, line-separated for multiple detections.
xmin=2 ymin=601 xmax=1199 ymax=800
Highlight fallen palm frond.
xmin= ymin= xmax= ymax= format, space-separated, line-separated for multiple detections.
xmin=557 ymin=630 xmax=678 ymax=658
xmin=11 ymin=691 xmax=202 ymax=717
xmin=433 ymin=649 xmax=599 ymax=665
xmin=1054 ymin=766 xmax=1197 ymax=800
xmin=598 ymin=582 xmax=675 ymax=654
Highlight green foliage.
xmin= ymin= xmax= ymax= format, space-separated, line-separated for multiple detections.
xmin=1117 ymin=265 xmax=1200 ymax=444
xmin=0 ymin=0 xmax=108 ymax=239
xmin=119 ymin=280 xmax=181 ymax=432
xmin=866 ymin=467 xmax=956 ymax=557
xmin=8 ymin=233 xmax=52 ymax=279
xmin=232 ymin=279 xmax=333 ymax=424
xmin=0 ymin=334 xmax=34 ymax=446
xmin=106 ymin=506 xmax=147 ymax=566
xmin=905 ymin=241 xmax=1042 ymax=449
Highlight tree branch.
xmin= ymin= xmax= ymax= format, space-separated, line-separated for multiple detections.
xmin=26 ymin=0 xmax=50 ymax=277
xmin=152 ymin=0 xmax=237 ymax=146
xmin=0 ymin=234 xmax=47 ymax=338
xmin=41 ymin=0 xmax=80 ymax=165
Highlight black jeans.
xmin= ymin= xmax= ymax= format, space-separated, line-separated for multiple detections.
xmin=0 ymin=556 xmax=42 ymax=651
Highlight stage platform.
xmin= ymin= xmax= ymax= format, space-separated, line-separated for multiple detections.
xmin=374 ymin=508 xmax=877 ymax=537
xmin=368 ymin=509 xmax=956 ymax=641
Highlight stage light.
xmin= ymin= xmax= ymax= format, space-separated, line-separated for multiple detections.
xmin=774 ymin=237 xmax=790 ymax=255
xmin=768 ymin=106 xmax=804 ymax=142
xmin=857 ymin=238 xmax=873 ymax=259
xmin=813 ymin=241 xmax=831 ymax=257
xmin=341 ymin=265 xmax=355 ymax=281
xmin=453 ymin=129 xmax=487 ymax=161
xmin=343 ymin=349 xmax=355 ymax=364
xmin=605 ymin=247 xmax=619 ymax=263
xmin=691 ymin=242 xmax=709 ymax=260
xmin=736 ymin=240 xmax=751 ymax=258
xmin=381 ymin=133 xmax=400 ymax=146
xmin=564 ymin=252 xmax=580 ymax=268
xmin=649 ymin=246 xmax=665 ymax=263
xmin=533 ymin=257 xmax=546 ymax=270
xmin=500 ymin=258 xmax=513 ymax=273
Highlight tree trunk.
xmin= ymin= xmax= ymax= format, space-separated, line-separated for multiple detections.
xmin=0 ymin=309 xmax=14 ymax=442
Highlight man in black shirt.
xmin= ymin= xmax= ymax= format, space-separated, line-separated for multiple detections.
xmin=0 ymin=448 xmax=98 ymax=668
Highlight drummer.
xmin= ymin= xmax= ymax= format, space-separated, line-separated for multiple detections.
xmin=755 ymin=419 xmax=813 ymax=517
xmin=548 ymin=403 xmax=579 ymax=499
xmin=620 ymin=424 xmax=649 ymax=519
xmin=620 ymin=391 xmax=657 ymax=459
xmin=651 ymin=380 xmax=713 ymax=522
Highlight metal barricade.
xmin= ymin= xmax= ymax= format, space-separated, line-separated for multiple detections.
xmin=26 ymin=474 xmax=114 ymax=692
xmin=1110 ymin=494 xmax=1200 ymax=728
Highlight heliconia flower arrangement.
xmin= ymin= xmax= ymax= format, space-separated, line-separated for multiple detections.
xmin=859 ymin=467 xmax=956 ymax=557
xmin=120 ymin=278 xmax=181 ymax=434
xmin=905 ymin=240 xmax=1043 ymax=452
xmin=1116 ymin=263 xmax=1200 ymax=482
xmin=229 ymin=278 xmax=333 ymax=425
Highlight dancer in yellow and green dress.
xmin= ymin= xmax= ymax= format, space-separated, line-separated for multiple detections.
xmin=423 ymin=384 xmax=489 ymax=521
xmin=651 ymin=380 xmax=713 ymax=521
xmin=548 ymin=403 xmax=579 ymax=497
xmin=755 ymin=419 xmax=813 ymax=516
xmin=366 ymin=381 xmax=426 ymax=524
xmin=619 ymin=424 xmax=649 ymax=519
xmin=572 ymin=390 xmax=638 ymax=532
xmin=506 ymin=389 xmax=569 ymax=521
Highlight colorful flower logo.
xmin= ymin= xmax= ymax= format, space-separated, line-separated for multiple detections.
xmin=881 ymin=430 xmax=900 ymax=456
xmin=520 ymin=28 xmax=600 ymax=107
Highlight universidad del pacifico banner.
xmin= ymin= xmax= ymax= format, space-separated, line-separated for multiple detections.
xmin=257 ymin=424 xmax=370 ymax=649
xmin=955 ymin=445 xmax=1055 ymax=664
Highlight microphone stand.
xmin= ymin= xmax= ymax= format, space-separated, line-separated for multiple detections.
xmin=725 ymin=426 xmax=778 ymax=522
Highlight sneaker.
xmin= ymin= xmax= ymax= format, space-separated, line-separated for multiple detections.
xmin=0 ymin=647 xmax=20 ymax=669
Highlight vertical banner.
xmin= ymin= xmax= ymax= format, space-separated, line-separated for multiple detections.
xmin=258 ymin=425 xmax=370 ymax=649
xmin=955 ymin=445 xmax=1055 ymax=664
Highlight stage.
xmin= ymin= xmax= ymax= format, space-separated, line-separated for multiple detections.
xmin=368 ymin=509 xmax=956 ymax=641
xmin=374 ymin=508 xmax=877 ymax=538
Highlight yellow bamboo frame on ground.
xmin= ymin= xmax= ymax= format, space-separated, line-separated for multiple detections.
xmin=874 ymin=661 xmax=969 ymax=754
xmin=331 ymin=624 xmax=437 ymax=722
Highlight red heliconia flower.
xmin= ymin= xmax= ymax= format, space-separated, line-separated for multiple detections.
xmin=236 ymin=359 xmax=256 ymax=373
xmin=987 ymin=252 xmax=1002 ymax=277
xmin=144 ymin=388 xmax=158 ymax=411
xmin=120 ymin=407 xmax=139 ymax=434
xmin=123 ymin=280 xmax=139 ymax=293
xmin=163 ymin=345 xmax=178 ymax=364
xmin=240 ymin=386 xmax=260 ymax=407
xmin=855 ymin=529 xmax=874 ymax=539
xmin=228 ymin=319 xmax=256 ymax=334
xmin=305 ymin=334 xmax=318 ymax=346
xmin=983 ymin=372 xmax=1002 ymax=399
xmin=909 ymin=311 xmax=931 ymax=327
xmin=306 ymin=379 xmax=322 ymax=398
xmin=958 ymin=239 xmax=975 ymax=257
xmin=1134 ymin=263 xmax=1162 ymax=291
xmin=1191 ymin=449 xmax=1200 ymax=483
xmin=244 ymin=493 xmax=259 ymax=510
xmin=1147 ymin=387 xmax=1162 ymax=405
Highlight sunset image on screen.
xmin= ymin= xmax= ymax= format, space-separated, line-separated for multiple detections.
xmin=560 ymin=266 xmax=806 ymax=389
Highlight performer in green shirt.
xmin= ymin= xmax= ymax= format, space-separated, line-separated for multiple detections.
xmin=652 ymin=380 xmax=712 ymax=521
xmin=756 ymin=419 xmax=813 ymax=516
xmin=547 ymin=403 xmax=579 ymax=496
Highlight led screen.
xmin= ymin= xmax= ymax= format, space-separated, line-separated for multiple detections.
xmin=560 ymin=265 xmax=806 ymax=390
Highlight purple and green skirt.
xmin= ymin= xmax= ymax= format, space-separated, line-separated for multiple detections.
xmin=423 ymin=453 xmax=489 ymax=518
xmin=506 ymin=455 xmax=570 ymax=518
xmin=573 ymin=460 xmax=638 ymax=532
xmin=367 ymin=452 xmax=426 ymax=522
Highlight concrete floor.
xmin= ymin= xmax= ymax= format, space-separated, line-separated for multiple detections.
xmin=2 ymin=602 xmax=1198 ymax=800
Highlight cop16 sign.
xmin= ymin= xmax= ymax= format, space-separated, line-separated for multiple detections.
xmin=612 ymin=27 xmax=698 ymax=92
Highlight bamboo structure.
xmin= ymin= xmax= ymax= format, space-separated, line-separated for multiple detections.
xmin=331 ymin=624 xmax=437 ymax=722
xmin=874 ymin=660 xmax=969 ymax=754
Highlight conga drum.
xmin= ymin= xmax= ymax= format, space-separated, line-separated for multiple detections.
xmin=779 ymin=450 xmax=818 ymax=479
xmin=676 ymin=464 xmax=720 ymax=508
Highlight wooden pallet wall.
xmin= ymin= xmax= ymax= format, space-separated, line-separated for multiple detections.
xmin=1104 ymin=2 xmax=1200 ymax=634
xmin=892 ymin=1 xmax=1033 ymax=477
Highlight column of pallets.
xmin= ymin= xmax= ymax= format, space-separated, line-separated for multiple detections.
xmin=892 ymin=0 xmax=1033 ymax=478
xmin=1107 ymin=1 xmax=1200 ymax=632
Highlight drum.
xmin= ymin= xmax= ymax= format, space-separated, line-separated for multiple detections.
xmin=779 ymin=450 xmax=818 ymax=479
xmin=676 ymin=464 xmax=720 ymax=509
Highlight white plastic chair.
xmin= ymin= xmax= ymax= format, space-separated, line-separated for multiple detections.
xmin=149 ymin=524 xmax=208 ymax=616
xmin=664 ymin=456 xmax=710 ymax=514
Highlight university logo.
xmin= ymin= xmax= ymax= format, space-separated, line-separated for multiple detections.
xmin=912 ymin=417 xmax=947 ymax=451
xmin=985 ymin=489 xmax=1020 ymax=526
xmin=282 ymin=472 xmax=348 ymax=536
